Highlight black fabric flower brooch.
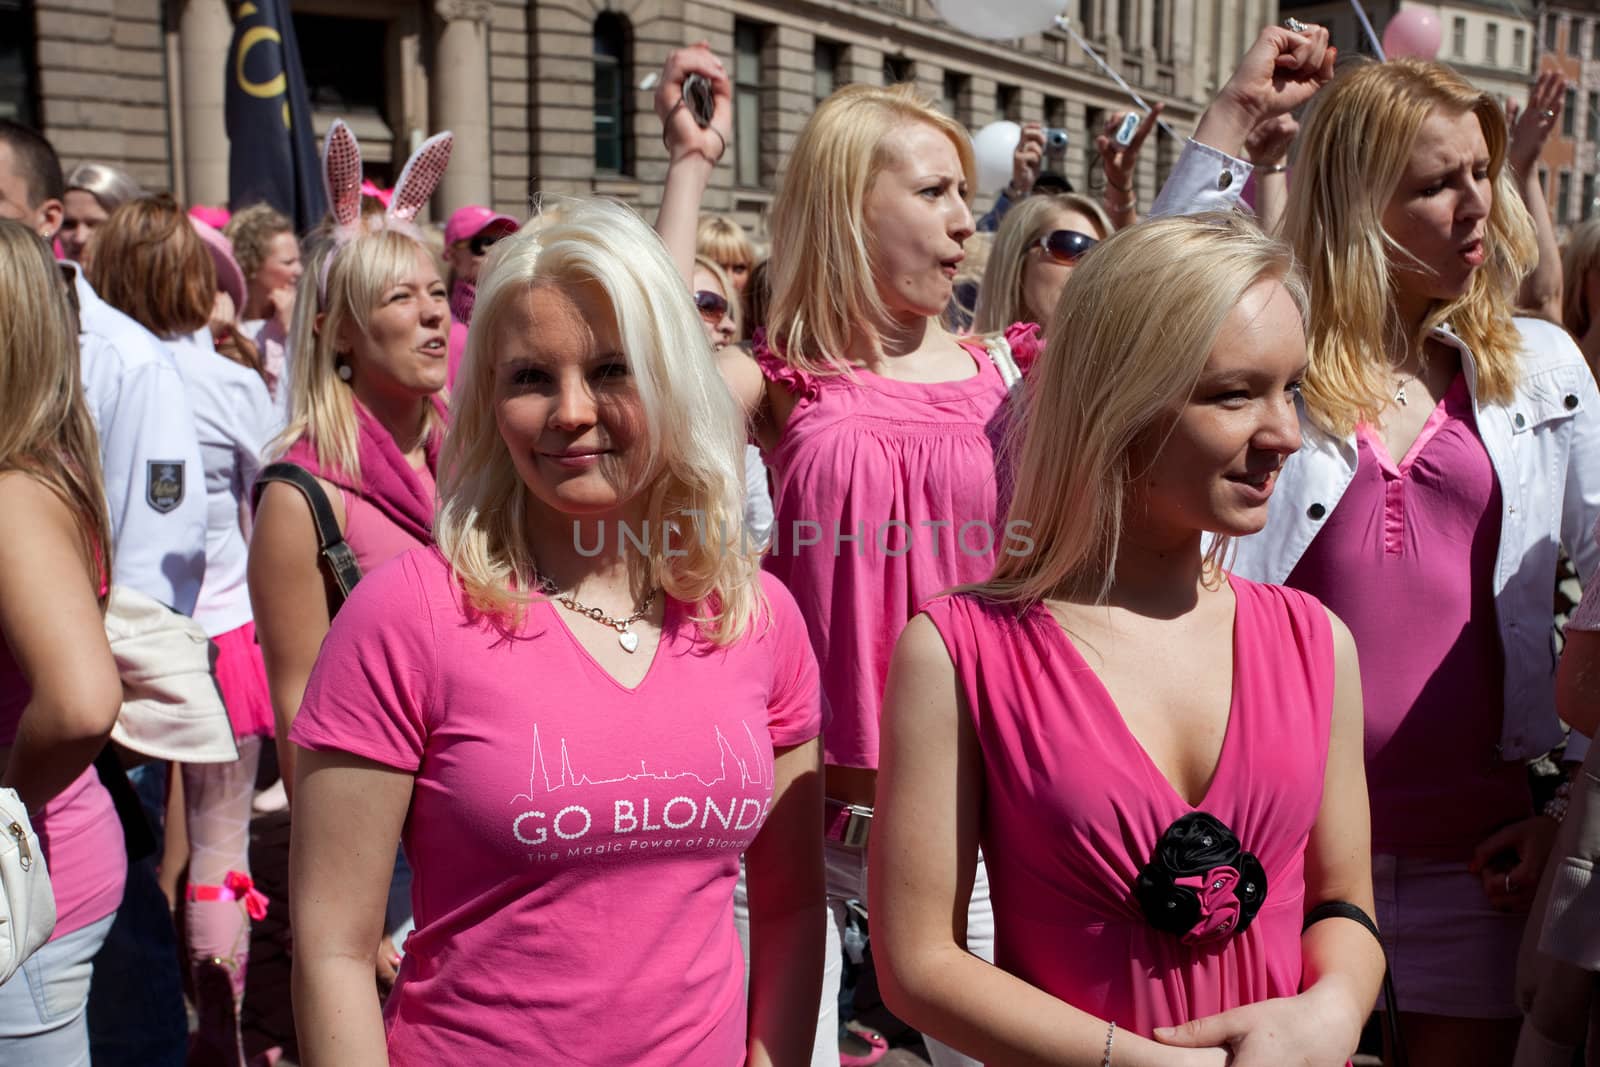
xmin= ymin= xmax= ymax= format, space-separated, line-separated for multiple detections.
xmin=1133 ymin=812 xmax=1267 ymax=947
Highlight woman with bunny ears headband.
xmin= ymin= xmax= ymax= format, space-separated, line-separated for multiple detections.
xmin=249 ymin=121 xmax=454 ymax=799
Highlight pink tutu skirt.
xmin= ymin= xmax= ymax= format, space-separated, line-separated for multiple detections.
xmin=213 ymin=622 xmax=274 ymax=739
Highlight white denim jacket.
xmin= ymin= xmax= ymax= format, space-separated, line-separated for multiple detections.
xmin=1232 ymin=317 xmax=1600 ymax=762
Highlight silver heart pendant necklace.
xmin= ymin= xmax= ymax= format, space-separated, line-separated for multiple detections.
xmin=537 ymin=577 xmax=657 ymax=654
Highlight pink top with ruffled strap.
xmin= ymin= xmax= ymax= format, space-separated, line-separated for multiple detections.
xmin=752 ymin=324 xmax=1040 ymax=769
xmin=920 ymin=577 xmax=1334 ymax=1037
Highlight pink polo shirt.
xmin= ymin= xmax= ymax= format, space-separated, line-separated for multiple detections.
xmin=292 ymin=548 xmax=821 ymax=1064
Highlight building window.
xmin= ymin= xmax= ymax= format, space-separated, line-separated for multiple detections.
xmin=1118 ymin=0 xmax=1135 ymax=45
xmin=941 ymin=71 xmax=968 ymax=120
xmin=814 ymin=40 xmax=842 ymax=104
xmin=1485 ymin=23 xmax=1498 ymax=64
xmin=592 ymin=13 xmax=632 ymax=176
xmin=0 ymin=0 xmax=37 ymax=126
xmin=1546 ymin=15 xmax=1558 ymax=54
xmin=1514 ymin=28 xmax=1526 ymax=68
xmin=734 ymin=20 xmax=766 ymax=188
xmin=1539 ymin=167 xmax=1549 ymax=195
xmin=1559 ymin=170 xmax=1573 ymax=222
xmin=1589 ymin=92 xmax=1599 ymax=142
xmin=1585 ymin=173 xmax=1596 ymax=220
xmin=1572 ymin=19 xmax=1586 ymax=56
xmin=1566 ymin=87 xmax=1579 ymax=137
xmin=884 ymin=54 xmax=913 ymax=85
xmin=997 ymin=83 xmax=1021 ymax=122
xmin=1044 ymin=94 xmax=1066 ymax=130
xmin=1151 ymin=0 xmax=1166 ymax=56
xmin=1451 ymin=17 xmax=1466 ymax=57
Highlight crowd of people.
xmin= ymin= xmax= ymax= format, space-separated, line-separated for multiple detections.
xmin=0 ymin=14 xmax=1596 ymax=1067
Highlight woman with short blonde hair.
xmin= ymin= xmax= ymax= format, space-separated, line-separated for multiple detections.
xmin=971 ymin=192 xmax=1114 ymax=335
xmin=1236 ymin=58 xmax=1600 ymax=1067
xmin=58 ymin=161 xmax=143 ymax=265
xmin=289 ymin=196 xmax=823 ymax=1066
xmin=697 ymin=213 xmax=757 ymax=292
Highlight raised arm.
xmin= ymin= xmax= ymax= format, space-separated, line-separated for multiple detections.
xmin=291 ymin=748 xmax=413 ymax=1067
xmin=871 ymin=615 xmax=1227 ymax=1067
xmin=247 ymin=480 xmax=340 ymax=803
xmin=1508 ymin=72 xmax=1568 ymax=323
xmin=1244 ymin=115 xmax=1298 ymax=235
xmin=653 ymin=44 xmax=734 ymax=287
xmin=1189 ymin=23 xmax=1334 ymax=160
xmin=1156 ymin=612 xmax=1383 ymax=1066
xmin=0 ymin=474 xmax=122 ymax=812
xmin=1097 ymin=104 xmax=1163 ymax=229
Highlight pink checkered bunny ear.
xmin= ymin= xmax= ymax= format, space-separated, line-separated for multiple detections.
xmin=321 ymin=119 xmax=363 ymax=233
xmin=387 ymin=131 xmax=453 ymax=225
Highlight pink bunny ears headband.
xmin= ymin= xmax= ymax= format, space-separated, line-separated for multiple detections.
xmin=317 ymin=118 xmax=453 ymax=308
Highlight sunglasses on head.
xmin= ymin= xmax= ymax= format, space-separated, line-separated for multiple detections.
xmin=469 ymin=232 xmax=506 ymax=256
xmin=1035 ymin=229 xmax=1098 ymax=264
xmin=694 ymin=289 xmax=730 ymax=320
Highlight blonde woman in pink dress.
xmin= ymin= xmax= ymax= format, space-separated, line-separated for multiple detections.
xmin=872 ymin=213 xmax=1386 ymax=1067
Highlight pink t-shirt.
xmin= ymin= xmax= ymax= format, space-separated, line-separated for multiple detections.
xmin=340 ymin=464 xmax=435 ymax=575
xmin=1288 ymin=373 xmax=1528 ymax=857
xmin=0 ymin=647 xmax=125 ymax=940
xmin=291 ymin=548 xmax=820 ymax=1064
xmin=921 ymin=577 xmax=1334 ymax=1037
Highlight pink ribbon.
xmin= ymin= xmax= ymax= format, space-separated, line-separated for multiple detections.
xmin=222 ymin=870 xmax=270 ymax=921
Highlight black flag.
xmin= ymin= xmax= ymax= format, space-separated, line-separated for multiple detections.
xmin=225 ymin=0 xmax=325 ymax=232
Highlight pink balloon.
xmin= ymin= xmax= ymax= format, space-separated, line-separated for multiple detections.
xmin=1383 ymin=6 xmax=1443 ymax=60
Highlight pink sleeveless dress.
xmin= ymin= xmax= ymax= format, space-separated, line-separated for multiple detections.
xmin=752 ymin=324 xmax=1040 ymax=769
xmin=920 ymin=576 xmax=1334 ymax=1036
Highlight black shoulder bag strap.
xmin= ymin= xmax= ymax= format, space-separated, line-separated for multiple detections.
xmin=254 ymin=462 xmax=363 ymax=616
xmin=1304 ymin=901 xmax=1406 ymax=1067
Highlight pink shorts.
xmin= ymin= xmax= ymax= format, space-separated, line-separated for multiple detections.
xmin=213 ymin=622 xmax=274 ymax=740
xmin=1373 ymin=852 xmax=1529 ymax=1019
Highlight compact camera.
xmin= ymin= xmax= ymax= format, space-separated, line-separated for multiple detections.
xmin=1044 ymin=127 xmax=1070 ymax=153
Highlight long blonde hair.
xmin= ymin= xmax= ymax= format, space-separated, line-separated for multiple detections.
xmin=272 ymin=227 xmax=444 ymax=480
xmin=972 ymin=193 xmax=1114 ymax=334
xmin=978 ymin=212 xmax=1307 ymax=607
xmin=766 ymin=83 xmax=977 ymax=374
xmin=1283 ymin=59 xmax=1535 ymax=436
xmin=0 ymin=220 xmax=111 ymax=594
xmin=436 ymin=198 xmax=762 ymax=645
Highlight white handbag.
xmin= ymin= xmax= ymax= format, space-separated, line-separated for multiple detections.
xmin=0 ymin=787 xmax=55 ymax=985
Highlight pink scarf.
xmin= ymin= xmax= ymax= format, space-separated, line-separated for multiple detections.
xmin=280 ymin=398 xmax=446 ymax=545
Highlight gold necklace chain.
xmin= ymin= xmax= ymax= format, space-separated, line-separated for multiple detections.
xmin=536 ymin=577 xmax=657 ymax=650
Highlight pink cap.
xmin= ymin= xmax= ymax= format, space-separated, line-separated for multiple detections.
xmin=188 ymin=216 xmax=247 ymax=313
xmin=445 ymin=205 xmax=519 ymax=247
xmin=188 ymin=204 xmax=231 ymax=230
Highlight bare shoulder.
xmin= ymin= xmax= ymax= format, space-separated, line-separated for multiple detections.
xmin=717 ymin=342 xmax=766 ymax=413
xmin=0 ymin=470 xmax=85 ymax=552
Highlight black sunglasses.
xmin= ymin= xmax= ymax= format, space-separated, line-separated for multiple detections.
xmin=694 ymin=289 xmax=730 ymax=319
xmin=1035 ymin=229 xmax=1098 ymax=264
xmin=469 ymin=232 xmax=506 ymax=256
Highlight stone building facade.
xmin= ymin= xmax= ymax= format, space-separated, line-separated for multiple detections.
xmin=4 ymin=0 xmax=1281 ymax=234
xmin=1535 ymin=0 xmax=1600 ymax=233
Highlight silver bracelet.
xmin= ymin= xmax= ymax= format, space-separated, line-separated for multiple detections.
xmin=1259 ymin=163 xmax=1289 ymax=174
xmin=1102 ymin=1019 xmax=1116 ymax=1067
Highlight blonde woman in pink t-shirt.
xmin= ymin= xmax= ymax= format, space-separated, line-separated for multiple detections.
xmin=288 ymin=197 xmax=825 ymax=1065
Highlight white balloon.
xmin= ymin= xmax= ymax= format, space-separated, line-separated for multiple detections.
xmin=972 ymin=121 xmax=1021 ymax=196
xmin=933 ymin=0 xmax=1064 ymax=40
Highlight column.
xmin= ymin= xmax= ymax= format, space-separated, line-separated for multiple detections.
xmin=433 ymin=0 xmax=493 ymax=213
xmin=178 ymin=0 xmax=232 ymax=207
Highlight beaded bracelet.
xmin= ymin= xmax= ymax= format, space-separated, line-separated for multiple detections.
xmin=1103 ymin=1019 xmax=1116 ymax=1067
xmin=1544 ymin=778 xmax=1572 ymax=823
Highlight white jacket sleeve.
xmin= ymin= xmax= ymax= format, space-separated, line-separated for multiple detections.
xmin=1150 ymin=140 xmax=1254 ymax=218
